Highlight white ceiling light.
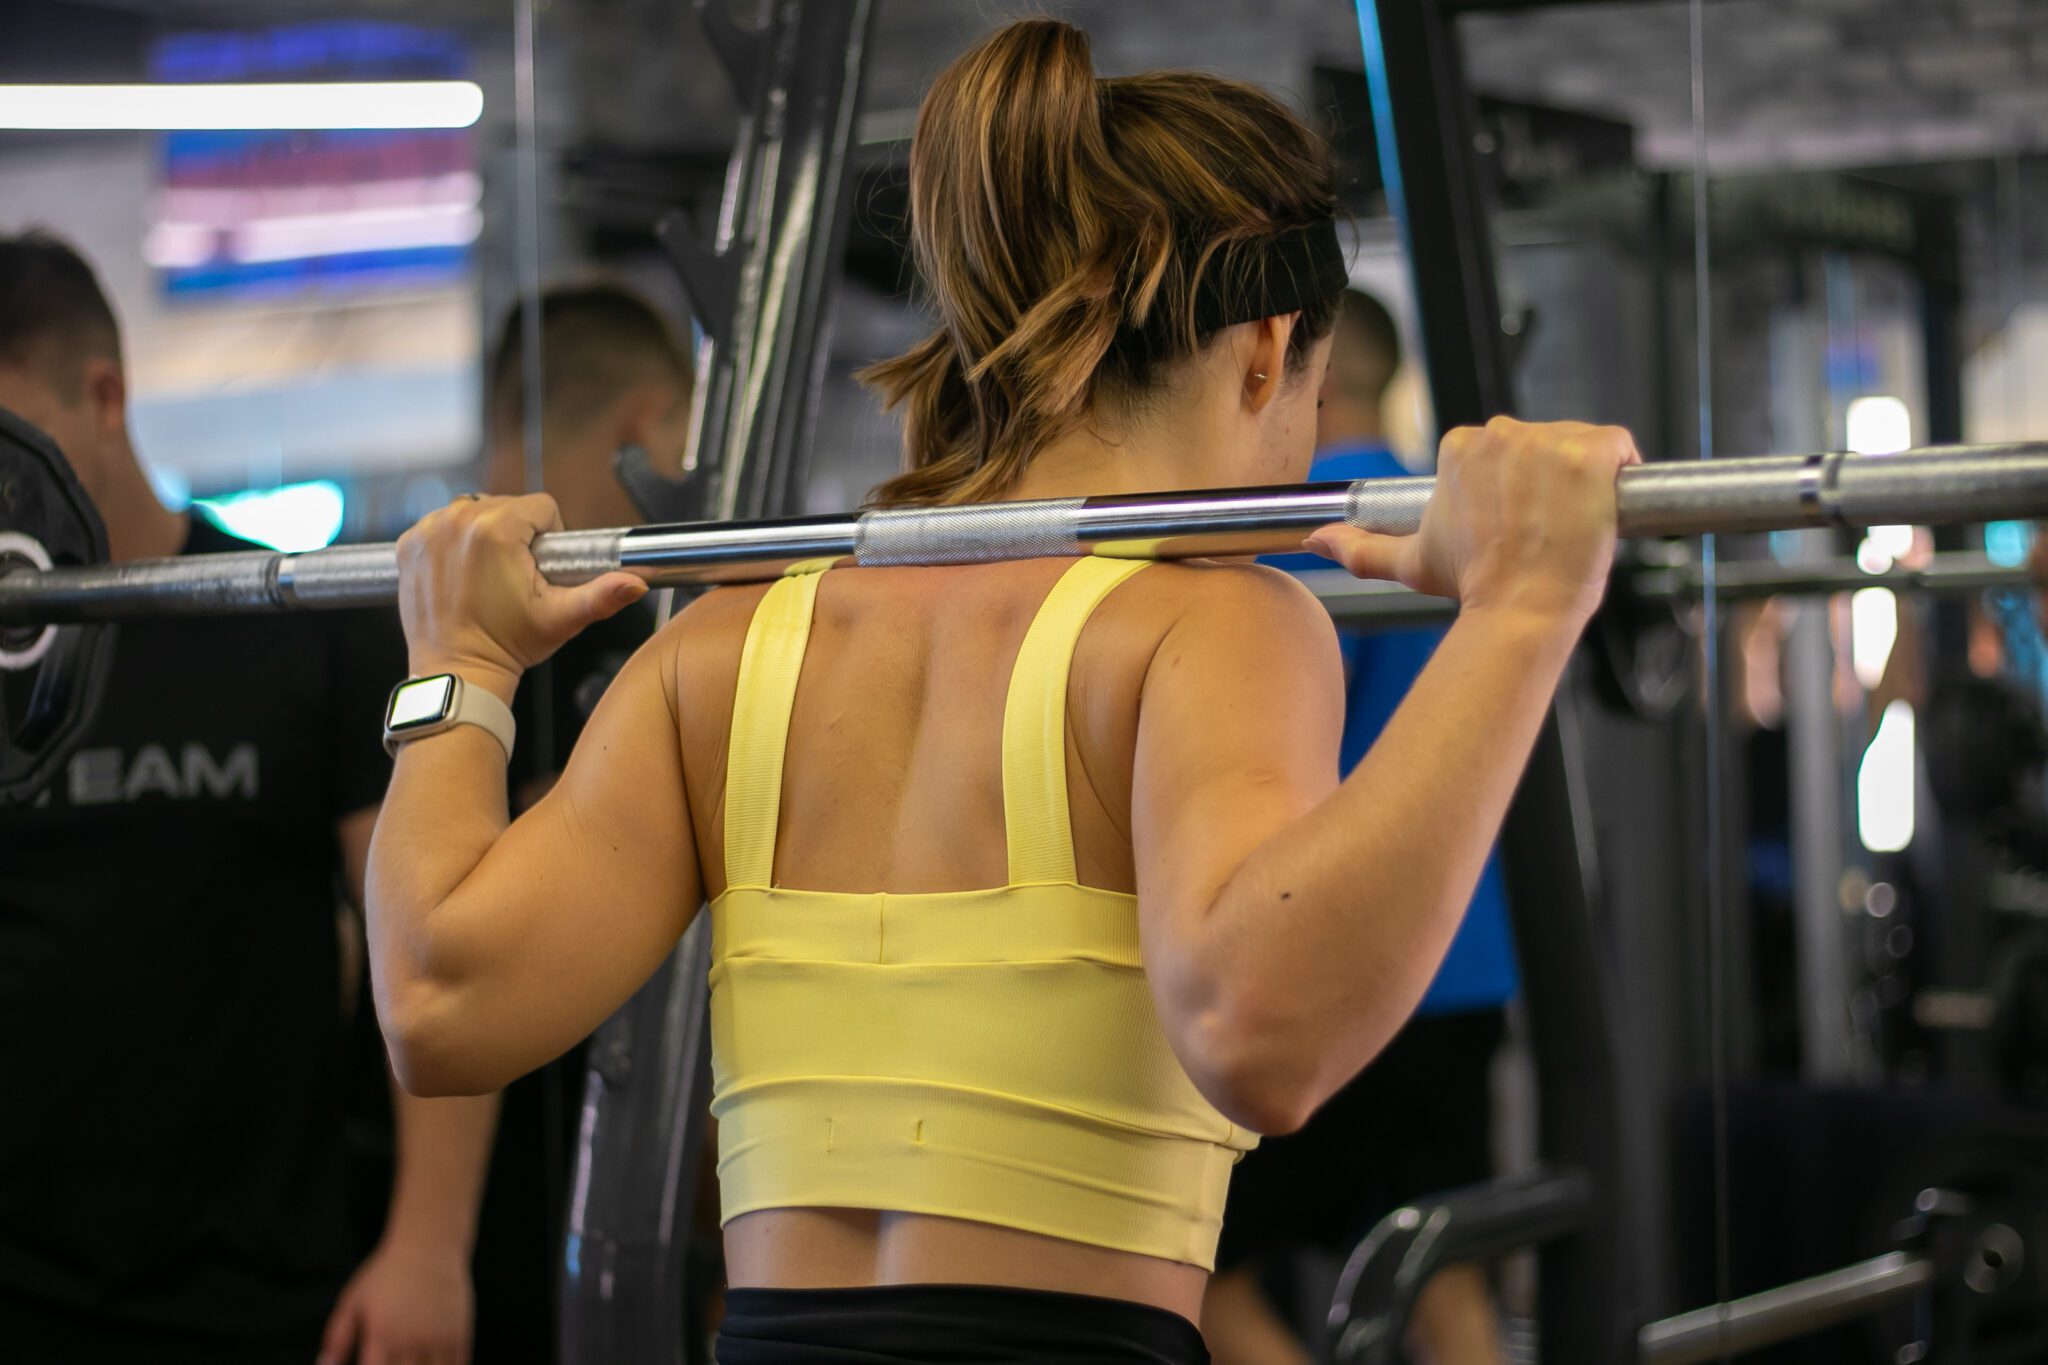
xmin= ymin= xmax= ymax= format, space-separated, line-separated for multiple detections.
xmin=0 ymin=82 xmax=483 ymax=131
xmin=1846 ymin=397 xmax=1915 ymax=572
xmin=1845 ymin=395 xmax=1911 ymax=456
xmin=1850 ymin=586 xmax=1900 ymax=690
xmin=1858 ymin=700 xmax=1916 ymax=855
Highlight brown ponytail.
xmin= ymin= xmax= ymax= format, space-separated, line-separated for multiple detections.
xmin=861 ymin=19 xmax=1341 ymax=508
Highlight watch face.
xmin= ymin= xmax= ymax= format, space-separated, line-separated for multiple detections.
xmin=388 ymin=675 xmax=456 ymax=731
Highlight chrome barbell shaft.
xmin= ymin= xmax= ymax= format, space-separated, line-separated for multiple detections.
xmin=2 ymin=442 xmax=2044 ymax=626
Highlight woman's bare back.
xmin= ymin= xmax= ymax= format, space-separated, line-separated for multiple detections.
xmin=667 ymin=558 xmax=1226 ymax=1320
xmin=672 ymin=558 xmax=1212 ymax=900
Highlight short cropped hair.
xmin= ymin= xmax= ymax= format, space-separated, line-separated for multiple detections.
xmin=1329 ymin=288 xmax=1401 ymax=405
xmin=486 ymin=282 xmax=692 ymax=446
xmin=0 ymin=230 xmax=122 ymax=395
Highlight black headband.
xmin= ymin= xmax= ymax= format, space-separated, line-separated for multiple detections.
xmin=1189 ymin=217 xmax=1349 ymax=335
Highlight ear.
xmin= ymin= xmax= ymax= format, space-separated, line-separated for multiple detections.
xmin=80 ymin=356 xmax=125 ymax=435
xmin=612 ymin=382 xmax=673 ymax=449
xmin=1241 ymin=313 xmax=1299 ymax=414
xmin=619 ymin=382 xmax=692 ymax=473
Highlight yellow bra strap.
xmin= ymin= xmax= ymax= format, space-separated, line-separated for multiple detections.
xmin=1002 ymin=556 xmax=1152 ymax=885
xmin=723 ymin=566 xmax=827 ymax=889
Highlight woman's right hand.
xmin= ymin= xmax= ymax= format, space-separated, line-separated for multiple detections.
xmin=395 ymin=492 xmax=648 ymax=696
xmin=1305 ymin=415 xmax=1639 ymax=627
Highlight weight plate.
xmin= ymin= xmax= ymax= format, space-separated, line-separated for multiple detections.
xmin=0 ymin=532 xmax=56 ymax=669
xmin=1590 ymin=545 xmax=1696 ymax=719
xmin=1866 ymin=1125 xmax=2048 ymax=1365
xmin=0 ymin=405 xmax=112 ymax=806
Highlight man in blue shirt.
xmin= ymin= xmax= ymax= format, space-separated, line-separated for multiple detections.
xmin=1206 ymin=290 xmax=1516 ymax=1365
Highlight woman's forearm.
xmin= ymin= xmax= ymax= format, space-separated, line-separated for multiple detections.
xmin=365 ymin=663 xmax=521 ymax=1035
xmin=1203 ymin=607 xmax=1578 ymax=1120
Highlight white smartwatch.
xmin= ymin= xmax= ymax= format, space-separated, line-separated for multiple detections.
xmin=383 ymin=673 xmax=517 ymax=761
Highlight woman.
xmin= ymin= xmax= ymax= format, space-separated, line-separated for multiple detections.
xmin=367 ymin=19 xmax=1636 ymax=1363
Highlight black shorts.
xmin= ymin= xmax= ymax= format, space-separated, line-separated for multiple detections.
xmin=1215 ymin=1007 xmax=1506 ymax=1269
xmin=716 ymin=1284 xmax=1209 ymax=1363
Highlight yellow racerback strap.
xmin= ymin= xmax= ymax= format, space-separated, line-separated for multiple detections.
xmin=1002 ymin=557 xmax=1152 ymax=886
xmin=723 ymin=566 xmax=827 ymax=889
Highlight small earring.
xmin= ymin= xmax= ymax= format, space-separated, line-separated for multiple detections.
xmin=1253 ymin=371 xmax=1268 ymax=382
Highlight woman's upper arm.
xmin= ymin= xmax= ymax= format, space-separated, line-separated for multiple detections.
xmin=1131 ymin=567 xmax=1345 ymax=1031
xmin=424 ymin=625 xmax=703 ymax=1081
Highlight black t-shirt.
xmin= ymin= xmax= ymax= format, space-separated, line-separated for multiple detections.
xmin=0 ymin=516 xmax=404 ymax=1354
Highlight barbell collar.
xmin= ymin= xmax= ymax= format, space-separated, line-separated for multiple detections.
xmin=1 ymin=441 xmax=2044 ymax=625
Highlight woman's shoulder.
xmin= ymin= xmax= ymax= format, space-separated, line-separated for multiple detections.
xmin=643 ymin=581 xmax=776 ymax=698
xmin=1081 ymin=559 xmax=1338 ymax=697
xmin=1109 ymin=559 xmax=1345 ymax=746
xmin=1122 ymin=558 xmax=1333 ymax=636
xmin=669 ymin=579 xmax=775 ymax=635
xmin=650 ymin=579 xmax=782 ymax=655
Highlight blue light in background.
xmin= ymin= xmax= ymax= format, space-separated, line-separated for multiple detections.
xmin=145 ymin=462 xmax=192 ymax=511
xmin=1986 ymin=520 xmax=2034 ymax=568
xmin=196 ymin=480 xmax=346 ymax=551
xmin=151 ymin=22 xmax=468 ymax=83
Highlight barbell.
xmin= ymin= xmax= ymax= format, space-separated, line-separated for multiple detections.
xmin=3 ymin=403 xmax=2047 ymax=802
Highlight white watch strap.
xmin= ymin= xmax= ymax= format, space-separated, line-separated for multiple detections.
xmin=446 ymin=676 xmax=517 ymax=761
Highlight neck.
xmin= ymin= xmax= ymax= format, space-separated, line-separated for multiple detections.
xmin=1004 ymin=408 xmax=1238 ymax=503
xmin=95 ymin=450 xmax=187 ymax=562
xmin=1318 ymin=399 xmax=1383 ymax=450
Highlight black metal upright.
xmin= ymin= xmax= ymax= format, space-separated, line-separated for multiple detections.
xmin=1347 ymin=4 xmax=1633 ymax=1361
xmin=559 ymin=4 xmax=875 ymax=1363
xmin=1915 ymin=195 xmax=1969 ymax=663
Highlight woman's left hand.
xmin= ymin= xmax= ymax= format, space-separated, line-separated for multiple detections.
xmin=395 ymin=493 xmax=648 ymax=693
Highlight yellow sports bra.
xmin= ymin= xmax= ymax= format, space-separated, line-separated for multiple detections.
xmin=706 ymin=556 xmax=1255 ymax=1269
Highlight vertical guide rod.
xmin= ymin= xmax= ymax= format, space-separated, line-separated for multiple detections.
xmin=1349 ymin=3 xmax=1632 ymax=1360
xmin=511 ymin=0 xmax=555 ymax=776
xmin=554 ymin=5 xmax=876 ymax=1363
xmin=1685 ymin=0 xmax=1735 ymax=1355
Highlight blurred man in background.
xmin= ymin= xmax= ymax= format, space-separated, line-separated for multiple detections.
xmin=1205 ymin=290 xmax=1517 ymax=1365
xmin=0 ymin=229 xmax=497 ymax=1365
xmin=462 ymin=279 xmax=695 ymax=1362
xmin=483 ymin=280 xmax=695 ymax=536
xmin=481 ymin=280 xmax=694 ymax=803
